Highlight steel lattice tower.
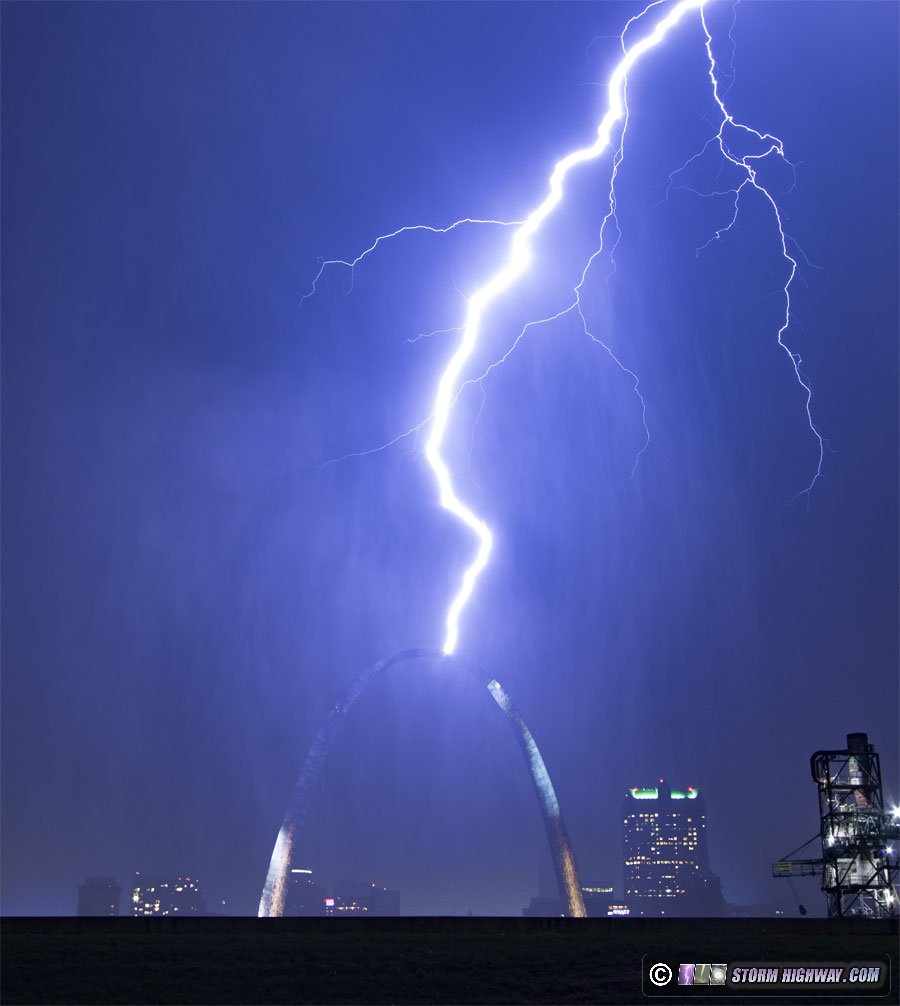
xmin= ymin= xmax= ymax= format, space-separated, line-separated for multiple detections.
xmin=774 ymin=733 xmax=899 ymax=918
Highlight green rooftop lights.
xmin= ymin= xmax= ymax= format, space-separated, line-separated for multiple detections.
xmin=629 ymin=787 xmax=659 ymax=799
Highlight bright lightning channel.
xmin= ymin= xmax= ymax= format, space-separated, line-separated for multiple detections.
xmin=307 ymin=0 xmax=824 ymax=657
xmin=427 ymin=0 xmax=709 ymax=655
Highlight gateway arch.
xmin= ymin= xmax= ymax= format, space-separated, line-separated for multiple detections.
xmin=259 ymin=648 xmax=586 ymax=918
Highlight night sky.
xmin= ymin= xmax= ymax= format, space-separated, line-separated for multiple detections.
xmin=2 ymin=1 xmax=897 ymax=918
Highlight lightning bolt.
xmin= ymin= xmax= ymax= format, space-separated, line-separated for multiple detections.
xmin=298 ymin=219 xmax=522 ymax=305
xmin=305 ymin=0 xmax=823 ymax=656
xmin=427 ymin=0 xmax=730 ymax=655
xmin=695 ymin=5 xmax=825 ymax=498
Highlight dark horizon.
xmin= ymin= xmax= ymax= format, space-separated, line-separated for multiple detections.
xmin=2 ymin=1 xmax=897 ymax=919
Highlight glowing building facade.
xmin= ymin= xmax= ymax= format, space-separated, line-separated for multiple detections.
xmin=622 ymin=782 xmax=724 ymax=915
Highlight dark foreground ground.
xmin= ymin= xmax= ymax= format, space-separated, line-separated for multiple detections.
xmin=2 ymin=916 xmax=897 ymax=1005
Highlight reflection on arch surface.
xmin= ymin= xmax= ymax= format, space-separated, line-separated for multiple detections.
xmin=259 ymin=648 xmax=586 ymax=917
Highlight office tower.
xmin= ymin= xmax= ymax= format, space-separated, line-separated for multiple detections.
xmin=76 ymin=877 xmax=121 ymax=916
xmin=622 ymin=781 xmax=724 ymax=915
xmin=284 ymin=868 xmax=326 ymax=917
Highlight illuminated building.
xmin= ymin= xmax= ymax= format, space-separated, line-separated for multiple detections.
xmin=523 ymin=885 xmax=622 ymax=917
xmin=284 ymin=868 xmax=326 ymax=917
xmin=131 ymin=872 xmax=206 ymax=916
xmin=622 ymin=781 xmax=725 ymax=916
xmin=523 ymin=864 xmax=619 ymax=917
xmin=77 ymin=877 xmax=121 ymax=916
xmin=329 ymin=879 xmax=401 ymax=916
xmin=581 ymin=884 xmax=615 ymax=916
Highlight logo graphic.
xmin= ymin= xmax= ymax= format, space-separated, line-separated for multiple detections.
xmin=678 ymin=964 xmax=728 ymax=986
xmin=649 ymin=962 xmax=673 ymax=987
xmin=678 ymin=964 xmax=695 ymax=985
xmin=666 ymin=959 xmax=889 ymax=992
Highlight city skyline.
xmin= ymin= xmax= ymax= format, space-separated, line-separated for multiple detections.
xmin=71 ymin=743 xmax=898 ymax=919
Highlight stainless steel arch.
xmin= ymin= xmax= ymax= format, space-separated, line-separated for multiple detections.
xmin=258 ymin=648 xmax=586 ymax=917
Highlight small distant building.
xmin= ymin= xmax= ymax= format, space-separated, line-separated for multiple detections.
xmin=581 ymin=884 xmax=616 ymax=917
xmin=522 ymin=855 xmax=623 ymax=917
xmin=522 ymin=895 xmax=564 ymax=917
xmin=623 ymin=781 xmax=725 ymax=916
xmin=729 ymin=901 xmax=787 ymax=917
xmin=369 ymin=885 xmax=401 ymax=916
xmin=327 ymin=879 xmax=401 ymax=916
xmin=77 ymin=877 xmax=121 ymax=917
xmin=284 ymin=868 xmax=326 ymax=917
xmin=131 ymin=872 xmax=206 ymax=916
xmin=523 ymin=881 xmax=621 ymax=918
